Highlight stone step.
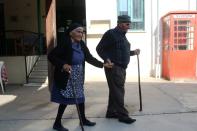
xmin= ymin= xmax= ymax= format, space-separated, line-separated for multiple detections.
xmin=27 ymin=55 xmax=48 ymax=84
xmin=34 ymin=66 xmax=48 ymax=70
xmin=39 ymin=55 xmax=47 ymax=59
xmin=35 ymin=62 xmax=48 ymax=66
xmin=28 ymin=78 xmax=47 ymax=83
xmin=23 ymin=82 xmax=48 ymax=87
xmin=29 ymin=75 xmax=48 ymax=79
xmin=31 ymin=71 xmax=48 ymax=76
xmin=39 ymin=58 xmax=47 ymax=61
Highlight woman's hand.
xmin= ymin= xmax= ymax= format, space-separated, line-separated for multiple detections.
xmin=103 ymin=59 xmax=114 ymax=68
xmin=62 ymin=64 xmax=72 ymax=73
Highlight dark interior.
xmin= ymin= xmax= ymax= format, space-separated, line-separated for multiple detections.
xmin=56 ymin=0 xmax=86 ymax=46
xmin=56 ymin=0 xmax=86 ymax=29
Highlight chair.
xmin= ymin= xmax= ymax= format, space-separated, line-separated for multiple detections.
xmin=0 ymin=61 xmax=5 ymax=94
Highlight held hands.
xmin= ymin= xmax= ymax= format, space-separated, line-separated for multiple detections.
xmin=103 ymin=59 xmax=114 ymax=68
xmin=134 ymin=49 xmax=140 ymax=55
xmin=62 ymin=64 xmax=72 ymax=73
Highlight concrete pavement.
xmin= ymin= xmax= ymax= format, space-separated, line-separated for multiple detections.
xmin=1 ymin=79 xmax=197 ymax=131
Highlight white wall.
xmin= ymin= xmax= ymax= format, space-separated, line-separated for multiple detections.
xmin=0 ymin=56 xmax=26 ymax=84
xmin=85 ymin=0 xmax=197 ymax=81
xmin=85 ymin=0 xmax=117 ymax=81
xmin=86 ymin=0 xmax=117 ymax=31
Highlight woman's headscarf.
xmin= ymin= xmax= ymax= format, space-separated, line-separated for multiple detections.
xmin=66 ymin=23 xmax=83 ymax=36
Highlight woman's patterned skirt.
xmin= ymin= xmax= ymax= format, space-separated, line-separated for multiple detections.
xmin=51 ymin=64 xmax=85 ymax=105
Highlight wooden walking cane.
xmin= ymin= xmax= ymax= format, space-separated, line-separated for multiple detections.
xmin=137 ymin=54 xmax=142 ymax=111
xmin=69 ymin=73 xmax=85 ymax=131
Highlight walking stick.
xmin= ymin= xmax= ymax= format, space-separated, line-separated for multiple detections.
xmin=137 ymin=54 xmax=142 ymax=111
xmin=69 ymin=73 xmax=85 ymax=131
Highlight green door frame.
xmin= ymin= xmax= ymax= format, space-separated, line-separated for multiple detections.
xmin=37 ymin=0 xmax=42 ymax=55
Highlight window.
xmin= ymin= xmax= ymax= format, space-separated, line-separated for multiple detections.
xmin=173 ymin=20 xmax=194 ymax=50
xmin=117 ymin=0 xmax=144 ymax=30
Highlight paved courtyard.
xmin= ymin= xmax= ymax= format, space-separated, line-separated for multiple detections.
xmin=1 ymin=79 xmax=197 ymax=131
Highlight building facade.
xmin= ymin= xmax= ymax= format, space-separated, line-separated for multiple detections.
xmin=1 ymin=0 xmax=197 ymax=84
xmin=84 ymin=0 xmax=197 ymax=81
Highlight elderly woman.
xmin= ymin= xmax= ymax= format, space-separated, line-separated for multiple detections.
xmin=48 ymin=23 xmax=112 ymax=131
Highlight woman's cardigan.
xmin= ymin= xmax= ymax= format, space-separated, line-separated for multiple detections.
xmin=48 ymin=37 xmax=104 ymax=89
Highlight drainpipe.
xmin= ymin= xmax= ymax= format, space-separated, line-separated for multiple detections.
xmin=156 ymin=0 xmax=161 ymax=79
xmin=37 ymin=0 xmax=42 ymax=55
xmin=150 ymin=0 xmax=154 ymax=76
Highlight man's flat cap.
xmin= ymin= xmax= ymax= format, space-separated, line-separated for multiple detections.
xmin=118 ymin=15 xmax=131 ymax=23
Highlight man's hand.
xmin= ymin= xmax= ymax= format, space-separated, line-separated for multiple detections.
xmin=62 ymin=64 xmax=72 ymax=73
xmin=135 ymin=49 xmax=140 ymax=55
xmin=103 ymin=59 xmax=114 ymax=68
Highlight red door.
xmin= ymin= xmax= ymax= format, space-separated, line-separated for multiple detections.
xmin=170 ymin=14 xmax=197 ymax=80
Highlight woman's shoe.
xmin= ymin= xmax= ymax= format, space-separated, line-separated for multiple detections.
xmin=53 ymin=123 xmax=69 ymax=131
xmin=82 ymin=119 xmax=96 ymax=126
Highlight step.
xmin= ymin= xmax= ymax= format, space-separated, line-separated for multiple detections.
xmin=28 ymin=78 xmax=47 ymax=83
xmin=34 ymin=66 xmax=48 ymax=70
xmin=27 ymin=55 xmax=48 ymax=84
xmin=37 ymin=58 xmax=47 ymax=62
xmin=35 ymin=62 xmax=48 ymax=66
xmin=29 ymin=75 xmax=48 ymax=79
xmin=24 ymin=82 xmax=48 ymax=87
xmin=39 ymin=58 xmax=48 ymax=61
xmin=31 ymin=71 xmax=48 ymax=76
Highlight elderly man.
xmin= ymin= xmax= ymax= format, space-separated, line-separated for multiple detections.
xmin=96 ymin=15 xmax=140 ymax=124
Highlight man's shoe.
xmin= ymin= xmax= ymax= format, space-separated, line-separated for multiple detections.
xmin=53 ymin=124 xmax=69 ymax=131
xmin=118 ymin=117 xmax=136 ymax=124
xmin=82 ymin=119 xmax=96 ymax=126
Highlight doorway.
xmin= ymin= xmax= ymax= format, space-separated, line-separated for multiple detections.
xmin=0 ymin=3 xmax=5 ymax=56
xmin=56 ymin=0 xmax=86 ymax=46
xmin=46 ymin=0 xmax=86 ymax=90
